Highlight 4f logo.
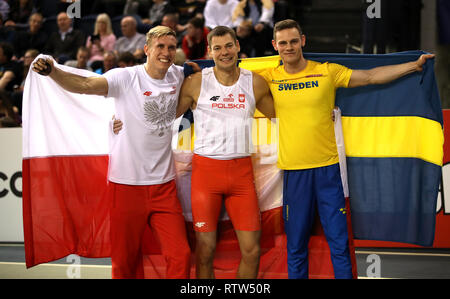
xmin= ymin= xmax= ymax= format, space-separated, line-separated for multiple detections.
xmin=143 ymin=91 xmax=152 ymax=97
xmin=209 ymin=96 xmax=220 ymax=101
xmin=366 ymin=0 xmax=381 ymax=19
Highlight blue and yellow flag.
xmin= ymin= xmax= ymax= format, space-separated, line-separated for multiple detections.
xmin=182 ymin=50 xmax=443 ymax=247
xmin=311 ymin=51 xmax=443 ymax=247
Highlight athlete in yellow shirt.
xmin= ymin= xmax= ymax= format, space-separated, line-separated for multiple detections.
xmin=265 ymin=19 xmax=434 ymax=279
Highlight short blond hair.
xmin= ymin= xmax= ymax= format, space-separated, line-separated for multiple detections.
xmin=146 ymin=25 xmax=176 ymax=46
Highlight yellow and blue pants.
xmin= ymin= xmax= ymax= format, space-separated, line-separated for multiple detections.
xmin=283 ymin=163 xmax=352 ymax=279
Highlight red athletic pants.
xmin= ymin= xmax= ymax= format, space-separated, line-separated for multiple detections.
xmin=109 ymin=180 xmax=191 ymax=279
xmin=191 ymin=154 xmax=261 ymax=232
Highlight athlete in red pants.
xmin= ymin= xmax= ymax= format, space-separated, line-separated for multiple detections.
xmin=110 ymin=181 xmax=190 ymax=278
xmin=176 ymin=26 xmax=275 ymax=278
xmin=33 ymin=25 xmax=191 ymax=278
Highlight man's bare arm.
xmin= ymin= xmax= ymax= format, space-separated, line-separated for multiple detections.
xmin=32 ymin=57 xmax=108 ymax=96
xmin=176 ymin=72 xmax=201 ymax=118
xmin=348 ymin=54 xmax=435 ymax=88
xmin=253 ymin=72 xmax=275 ymax=119
xmin=0 ymin=70 xmax=15 ymax=90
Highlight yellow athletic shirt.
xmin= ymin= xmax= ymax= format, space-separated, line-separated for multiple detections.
xmin=261 ymin=60 xmax=353 ymax=170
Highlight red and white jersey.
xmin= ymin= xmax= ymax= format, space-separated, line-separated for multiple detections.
xmin=193 ymin=67 xmax=256 ymax=160
xmin=104 ymin=64 xmax=184 ymax=185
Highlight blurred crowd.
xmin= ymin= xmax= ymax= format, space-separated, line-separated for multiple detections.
xmin=0 ymin=0 xmax=289 ymax=128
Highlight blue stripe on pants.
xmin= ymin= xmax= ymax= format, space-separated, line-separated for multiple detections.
xmin=283 ymin=163 xmax=352 ymax=279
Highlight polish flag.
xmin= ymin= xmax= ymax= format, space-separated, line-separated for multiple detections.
xmin=22 ymin=57 xmax=115 ymax=267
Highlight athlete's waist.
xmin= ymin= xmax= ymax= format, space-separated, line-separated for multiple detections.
xmin=277 ymin=155 xmax=339 ymax=170
xmin=108 ymin=174 xmax=176 ymax=186
xmin=193 ymin=153 xmax=252 ymax=164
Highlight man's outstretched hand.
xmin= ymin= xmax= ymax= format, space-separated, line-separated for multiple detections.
xmin=32 ymin=58 xmax=54 ymax=76
xmin=112 ymin=116 xmax=123 ymax=135
xmin=415 ymin=54 xmax=435 ymax=72
xmin=185 ymin=61 xmax=201 ymax=73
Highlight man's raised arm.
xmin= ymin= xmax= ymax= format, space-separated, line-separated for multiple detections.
xmin=348 ymin=54 xmax=435 ymax=88
xmin=176 ymin=72 xmax=201 ymax=118
xmin=253 ymin=73 xmax=275 ymax=119
xmin=32 ymin=57 xmax=108 ymax=97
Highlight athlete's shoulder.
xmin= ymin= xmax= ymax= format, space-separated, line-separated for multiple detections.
xmin=167 ymin=64 xmax=184 ymax=79
xmin=317 ymin=60 xmax=349 ymax=71
xmin=251 ymin=71 xmax=268 ymax=87
xmin=182 ymin=70 xmax=202 ymax=93
xmin=255 ymin=67 xmax=275 ymax=83
xmin=102 ymin=64 xmax=135 ymax=86
xmin=187 ymin=70 xmax=202 ymax=81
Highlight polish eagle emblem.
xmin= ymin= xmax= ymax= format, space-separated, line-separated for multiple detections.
xmin=143 ymin=94 xmax=177 ymax=137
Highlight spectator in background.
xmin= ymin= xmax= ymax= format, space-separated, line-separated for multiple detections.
xmin=86 ymin=13 xmax=116 ymax=71
xmin=18 ymin=49 xmax=39 ymax=90
xmin=232 ymin=0 xmax=274 ymax=57
xmin=182 ymin=17 xmax=209 ymax=60
xmin=203 ymin=0 xmax=239 ymax=29
xmin=13 ymin=12 xmax=48 ymax=59
xmin=123 ymin=0 xmax=141 ymax=16
xmin=114 ymin=16 xmax=146 ymax=61
xmin=0 ymin=1 xmax=9 ymax=21
xmin=235 ymin=19 xmax=255 ymax=58
xmin=0 ymin=14 xmax=15 ymax=45
xmin=174 ymin=48 xmax=186 ymax=66
xmin=172 ymin=0 xmax=206 ymax=25
xmin=45 ymin=12 xmax=85 ymax=63
xmin=64 ymin=46 xmax=93 ymax=71
xmin=0 ymin=42 xmax=22 ymax=93
xmin=89 ymin=0 xmax=125 ymax=18
xmin=117 ymin=51 xmax=137 ymax=67
xmin=8 ymin=0 xmax=35 ymax=25
xmin=94 ymin=51 xmax=117 ymax=74
xmin=11 ymin=48 xmax=39 ymax=116
xmin=142 ymin=0 xmax=176 ymax=26
xmin=161 ymin=12 xmax=184 ymax=46
xmin=0 ymin=90 xmax=20 ymax=127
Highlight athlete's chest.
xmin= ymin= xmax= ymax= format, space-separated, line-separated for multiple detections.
xmin=270 ymin=75 xmax=336 ymax=109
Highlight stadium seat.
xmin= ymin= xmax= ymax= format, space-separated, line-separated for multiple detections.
xmin=42 ymin=15 xmax=58 ymax=35
xmin=78 ymin=14 xmax=98 ymax=37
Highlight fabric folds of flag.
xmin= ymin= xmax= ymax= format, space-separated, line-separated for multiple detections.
xmin=304 ymin=51 xmax=443 ymax=246
xmin=22 ymin=59 xmax=115 ymax=267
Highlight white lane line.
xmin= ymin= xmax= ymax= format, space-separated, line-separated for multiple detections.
xmin=0 ymin=262 xmax=111 ymax=268
xmin=357 ymin=276 xmax=395 ymax=279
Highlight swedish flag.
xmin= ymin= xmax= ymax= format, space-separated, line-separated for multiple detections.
xmin=323 ymin=51 xmax=443 ymax=247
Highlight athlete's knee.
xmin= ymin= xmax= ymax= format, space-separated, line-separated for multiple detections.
xmin=169 ymin=243 xmax=191 ymax=263
xmin=195 ymin=236 xmax=217 ymax=264
xmin=241 ymin=242 xmax=261 ymax=265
